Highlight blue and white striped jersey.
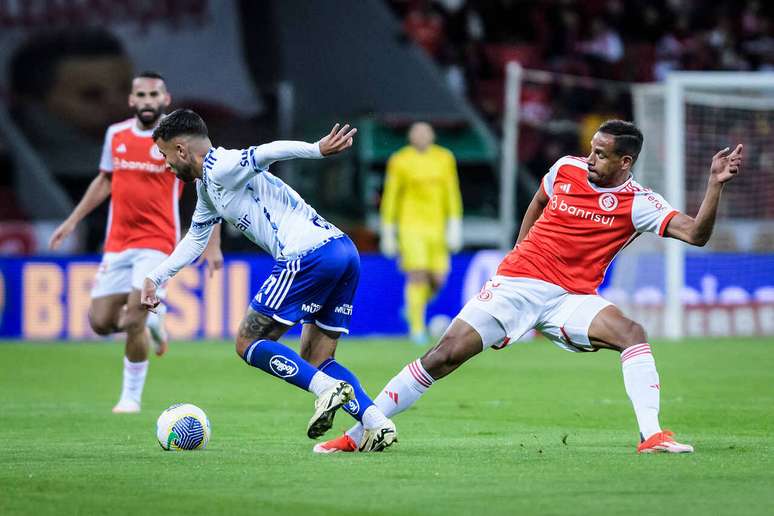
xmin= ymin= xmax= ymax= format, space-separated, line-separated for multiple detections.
xmin=147 ymin=140 xmax=342 ymax=286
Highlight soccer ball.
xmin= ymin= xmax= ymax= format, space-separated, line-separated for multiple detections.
xmin=156 ymin=403 xmax=211 ymax=451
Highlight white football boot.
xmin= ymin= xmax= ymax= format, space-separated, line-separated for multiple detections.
xmin=112 ymin=399 xmax=141 ymax=414
xmin=359 ymin=418 xmax=398 ymax=452
xmin=307 ymin=381 xmax=354 ymax=439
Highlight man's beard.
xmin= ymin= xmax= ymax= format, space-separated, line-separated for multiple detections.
xmin=135 ymin=106 xmax=164 ymax=127
xmin=173 ymin=162 xmax=197 ymax=183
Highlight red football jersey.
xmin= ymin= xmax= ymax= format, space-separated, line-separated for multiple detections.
xmin=99 ymin=119 xmax=184 ymax=254
xmin=498 ymin=156 xmax=678 ymax=294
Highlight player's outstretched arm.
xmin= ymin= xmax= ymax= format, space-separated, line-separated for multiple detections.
xmin=247 ymin=123 xmax=357 ymax=172
xmin=516 ymin=186 xmax=549 ymax=245
xmin=48 ymin=172 xmax=112 ymax=250
xmin=141 ymin=218 xmax=219 ymax=310
xmin=665 ymin=144 xmax=743 ymax=246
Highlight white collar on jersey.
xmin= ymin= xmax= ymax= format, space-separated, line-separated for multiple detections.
xmin=586 ymin=174 xmax=633 ymax=193
xmin=131 ymin=123 xmax=155 ymax=137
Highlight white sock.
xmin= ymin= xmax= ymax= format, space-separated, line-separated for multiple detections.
xmin=308 ymin=371 xmax=339 ymax=397
xmin=119 ymin=356 xmax=148 ymax=405
xmin=346 ymin=359 xmax=434 ymax=443
xmin=361 ymin=405 xmax=388 ymax=430
xmin=621 ymin=343 xmax=661 ymax=439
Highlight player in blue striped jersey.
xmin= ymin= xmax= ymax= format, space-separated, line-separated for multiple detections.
xmin=140 ymin=109 xmax=395 ymax=451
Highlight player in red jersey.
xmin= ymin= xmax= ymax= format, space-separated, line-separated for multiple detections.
xmin=314 ymin=120 xmax=743 ymax=454
xmin=49 ymin=72 xmax=222 ymax=414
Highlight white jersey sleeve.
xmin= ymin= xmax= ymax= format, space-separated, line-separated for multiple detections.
xmin=205 ymin=148 xmax=248 ymax=190
xmin=207 ymin=141 xmax=323 ymax=190
xmin=541 ymin=166 xmax=558 ymax=198
xmin=248 ymin=140 xmax=323 ymax=171
xmin=146 ymin=181 xmax=221 ymax=286
xmin=99 ymin=127 xmax=113 ymax=172
xmin=632 ymin=190 xmax=679 ymax=236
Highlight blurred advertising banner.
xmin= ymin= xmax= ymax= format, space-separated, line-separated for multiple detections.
xmin=0 ymin=253 xmax=473 ymax=340
xmin=0 ymin=252 xmax=773 ymax=340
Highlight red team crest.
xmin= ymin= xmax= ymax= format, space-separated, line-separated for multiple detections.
xmin=598 ymin=192 xmax=619 ymax=211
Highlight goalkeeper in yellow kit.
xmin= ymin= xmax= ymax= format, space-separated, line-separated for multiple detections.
xmin=380 ymin=122 xmax=463 ymax=344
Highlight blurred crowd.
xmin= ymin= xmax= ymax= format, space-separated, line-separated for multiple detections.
xmin=390 ymin=0 xmax=774 ymax=242
xmin=391 ymin=0 xmax=774 ymax=90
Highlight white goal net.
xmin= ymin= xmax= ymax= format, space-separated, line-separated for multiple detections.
xmin=611 ymin=73 xmax=774 ymax=338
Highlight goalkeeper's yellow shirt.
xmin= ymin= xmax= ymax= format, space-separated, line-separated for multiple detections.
xmin=380 ymin=144 xmax=462 ymax=235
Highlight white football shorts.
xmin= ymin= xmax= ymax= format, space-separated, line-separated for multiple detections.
xmin=457 ymin=276 xmax=612 ymax=353
xmin=91 ymin=248 xmax=169 ymax=299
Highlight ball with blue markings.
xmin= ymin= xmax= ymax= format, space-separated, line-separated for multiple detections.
xmin=156 ymin=403 xmax=211 ymax=451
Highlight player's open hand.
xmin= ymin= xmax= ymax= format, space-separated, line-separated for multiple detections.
xmin=48 ymin=220 xmax=75 ymax=250
xmin=141 ymin=278 xmax=161 ymax=312
xmin=318 ymin=123 xmax=357 ymax=156
xmin=710 ymin=144 xmax=743 ymax=184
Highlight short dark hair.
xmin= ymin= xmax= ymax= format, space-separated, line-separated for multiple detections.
xmin=135 ymin=70 xmax=165 ymax=82
xmin=597 ymin=119 xmax=644 ymax=162
xmin=153 ymin=109 xmax=208 ymax=141
xmin=10 ymin=28 xmax=125 ymax=100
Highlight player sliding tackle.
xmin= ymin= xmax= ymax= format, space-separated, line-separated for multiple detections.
xmin=317 ymin=120 xmax=742 ymax=454
xmin=141 ymin=109 xmax=396 ymax=451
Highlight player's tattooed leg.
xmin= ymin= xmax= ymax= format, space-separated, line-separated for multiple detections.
xmin=235 ymin=308 xmax=290 ymax=357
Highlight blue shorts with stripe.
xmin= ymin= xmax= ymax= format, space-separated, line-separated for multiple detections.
xmin=249 ymin=235 xmax=360 ymax=334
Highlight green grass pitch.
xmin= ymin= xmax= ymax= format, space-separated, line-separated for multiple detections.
xmin=1 ymin=337 xmax=772 ymax=515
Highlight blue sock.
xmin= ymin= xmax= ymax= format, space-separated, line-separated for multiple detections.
xmin=242 ymin=339 xmax=319 ymax=392
xmin=319 ymin=358 xmax=375 ymax=422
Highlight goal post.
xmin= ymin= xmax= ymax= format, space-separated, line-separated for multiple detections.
xmin=663 ymin=74 xmax=687 ymax=339
xmin=499 ymin=61 xmax=522 ymax=251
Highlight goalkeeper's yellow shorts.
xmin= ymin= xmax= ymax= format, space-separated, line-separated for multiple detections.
xmin=398 ymin=231 xmax=449 ymax=274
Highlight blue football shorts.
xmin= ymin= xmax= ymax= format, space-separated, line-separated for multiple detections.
xmin=249 ymin=235 xmax=360 ymax=334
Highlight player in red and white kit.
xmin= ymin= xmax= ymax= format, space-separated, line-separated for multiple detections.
xmin=49 ymin=72 xmax=222 ymax=414
xmin=315 ymin=120 xmax=743 ymax=454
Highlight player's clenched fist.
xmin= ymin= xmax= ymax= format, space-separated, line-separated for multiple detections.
xmin=141 ymin=278 xmax=161 ymax=312
xmin=318 ymin=123 xmax=357 ymax=156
